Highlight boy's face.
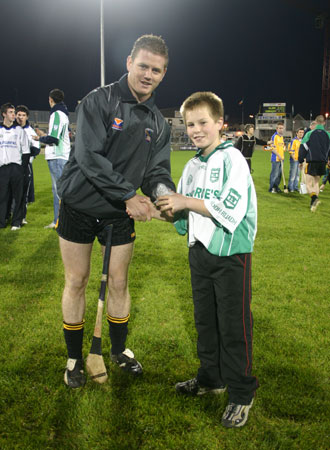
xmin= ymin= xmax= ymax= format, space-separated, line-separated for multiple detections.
xmin=2 ymin=107 xmax=16 ymax=124
xmin=277 ymin=125 xmax=284 ymax=135
xmin=16 ymin=111 xmax=28 ymax=127
xmin=185 ymin=105 xmax=223 ymax=155
xmin=127 ymin=49 xmax=167 ymax=103
xmin=297 ymin=129 xmax=304 ymax=139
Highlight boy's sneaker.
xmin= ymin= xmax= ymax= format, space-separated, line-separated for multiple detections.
xmin=175 ymin=377 xmax=226 ymax=396
xmin=64 ymin=358 xmax=86 ymax=388
xmin=44 ymin=222 xmax=56 ymax=229
xmin=271 ymin=188 xmax=277 ymax=194
xmin=111 ymin=348 xmax=143 ymax=376
xmin=221 ymin=398 xmax=254 ymax=428
xmin=11 ymin=226 xmax=21 ymax=231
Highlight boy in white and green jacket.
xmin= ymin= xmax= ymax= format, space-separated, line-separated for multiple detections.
xmin=156 ymin=91 xmax=258 ymax=428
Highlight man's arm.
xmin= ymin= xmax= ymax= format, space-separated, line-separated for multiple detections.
xmin=140 ymin=119 xmax=176 ymax=201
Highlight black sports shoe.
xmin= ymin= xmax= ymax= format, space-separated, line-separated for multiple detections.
xmin=111 ymin=348 xmax=143 ymax=376
xmin=64 ymin=358 xmax=86 ymax=388
xmin=175 ymin=377 xmax=226 ymax=396
xmin=221 ymin=398 xmax=254 ymax=428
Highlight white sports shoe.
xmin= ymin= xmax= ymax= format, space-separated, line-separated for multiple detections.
xmin=11 ymin=226 xmax=21 ymax=231
xmin=44 ymin=222 xmax=56 ymax=229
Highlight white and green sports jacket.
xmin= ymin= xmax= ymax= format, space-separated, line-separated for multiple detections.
xmin=44 ymin=106 xmax=70 ymax=161
xmin=174 ymin=142 xmax=257 ymax=256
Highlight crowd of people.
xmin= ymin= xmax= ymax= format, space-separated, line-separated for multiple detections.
xmin=263 ymin=116 xmax=330 ymax=212
xmin=1 ymin=33 xmax=330 ymax=430
xmin=0 ymin=89 xmax=70 ymax=230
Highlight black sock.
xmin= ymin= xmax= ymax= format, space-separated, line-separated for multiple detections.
xmin=107 ymin=314 xmax=129 ymax=355
xmin=310 ymin=194 xmax=317 ymax=205
xmin=63 ymin=320 xmax=85 ymax=359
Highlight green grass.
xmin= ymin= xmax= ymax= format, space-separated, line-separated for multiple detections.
xmin=0 ymin=149 xmax=329 ymax=449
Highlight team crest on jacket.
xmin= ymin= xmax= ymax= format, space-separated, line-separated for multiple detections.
xmin=210 ymin=168 xmax=220 ymax=183
xmin=145 ymin=128 xmax=153 ymax=142
xmin=223 ymin=188 xmax=241 ymax=209
xmin=112 ymin=118 xmax=124 ymax=130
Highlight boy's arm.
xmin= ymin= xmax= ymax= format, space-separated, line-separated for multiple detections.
xmin=157 ymin=193 xmax=211 ymax=217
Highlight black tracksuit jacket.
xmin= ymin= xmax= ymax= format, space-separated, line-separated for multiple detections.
xmin=58 ymin=74 xmax=175 ymax=218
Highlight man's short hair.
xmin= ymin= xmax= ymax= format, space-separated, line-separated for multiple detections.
xmin=276 ymin=121 xmax=284 ymax=127
xmin=315 ymin=115 xmax=325 ymax=124
xmin=180 ymin=92 xmax=224 ymax=122
xmin=16 ymin=105 xmax=30 ymax=116
xmin=49 ymin=89 xmax=65 ymax=104
xmin=244 ymin=123 xmax=254 ymax=133
xmin=296 ymin=127 xmax=304 ymax=134
xmin=130 ymin=34 xmax=169 ymax=67
xmin=1 ymin=102 xmax=15 ymax=118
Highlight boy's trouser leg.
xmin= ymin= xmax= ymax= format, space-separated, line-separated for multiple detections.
xmin=214 ymin=252 xmax=258 ymax=404
xmin=0 ymin=166 xmax=10 ymax=227
xmin=189 ymin=243 xmax=258 ymax=404
xmin=10 ymin=164 xmax=24 ymax=227
xmin=269 ymin=162 xmax=280 ymax=190
xmin=189 ymin=243 xmax=224 ymax=388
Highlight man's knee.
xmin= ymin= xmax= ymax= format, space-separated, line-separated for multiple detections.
xmin=108 ymin=275 xmax=129 ymax=296
xmin=65 ymin=270 xmax=89 ymax=295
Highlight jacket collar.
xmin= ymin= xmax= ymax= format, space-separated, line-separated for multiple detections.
xmin=50 ymin=102 xmax=69 ymax=117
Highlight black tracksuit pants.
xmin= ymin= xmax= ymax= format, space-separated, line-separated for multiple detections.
xmin=0 ymin=163 xmax=24 ymax=228
xmin=189 ymin=242 xmax=259 ymax=404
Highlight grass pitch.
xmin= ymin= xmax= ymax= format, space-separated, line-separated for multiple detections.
xmin=0 ymin=149 xmax=329 ymax=449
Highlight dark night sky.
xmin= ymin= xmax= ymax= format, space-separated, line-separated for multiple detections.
xmin=1 ymin=0 xmax=329 ymax=122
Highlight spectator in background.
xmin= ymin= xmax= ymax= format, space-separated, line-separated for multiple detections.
xmin=33 ymin=89 xmax=71 ymax=228
xmin=268 ymin=122 xmax=286 ymax=193
xmin=287 ymin=127 xmax=304 ymax=192
xmin=0 ymin=103 xmax=29 ymax=230
xmin=299 ymin=115 xmax=330 ymax=212
xmin=16 ymin=105 xmax=40 ymax=224
xmin=236 ymin=124 xmax=267 ymax=172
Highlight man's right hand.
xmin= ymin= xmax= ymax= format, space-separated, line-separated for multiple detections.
xmin=125 ymin=195 xmax=152 ymax=222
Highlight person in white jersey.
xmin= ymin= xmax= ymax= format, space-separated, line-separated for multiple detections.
xmin=0 ymin=103 xmax=30 ymax=230
xmin=154 ymin=92 xmax=259 ymax=428
xmin=33 ymin=89 xmax=70 ymax=228
xmin=16 ymin=105 xmax=40 ymax=223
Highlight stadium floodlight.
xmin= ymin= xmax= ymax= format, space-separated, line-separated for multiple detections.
xmin=100 ymin=0 xmax=105 ymax=86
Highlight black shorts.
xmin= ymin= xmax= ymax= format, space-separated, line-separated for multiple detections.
xmin=307 ymin=162 xmax=326 ymax=176
xmin=56 ymin=202 xmax=136 ymax=246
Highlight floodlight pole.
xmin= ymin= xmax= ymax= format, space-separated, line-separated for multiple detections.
xmin=100 ymin=0 xmax=105 ymax=87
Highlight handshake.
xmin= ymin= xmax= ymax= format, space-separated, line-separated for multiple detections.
xmin=125 ymin=184 xmax=181 ymax=222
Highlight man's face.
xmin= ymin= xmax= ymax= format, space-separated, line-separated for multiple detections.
xmin=127 ymin=49 xmax=167 ymax=103
xmin=247 ymin=126 xmax=254 ymax=135
xmin=2 ymin=107 xmax=16 ymax=124
xmin=297 ymin=129 xmax=304 ymax=139
xmin=277 ymin=125 xmax=284 ymax=136
xmin=16 ymin=111 xmax=28 ymax=127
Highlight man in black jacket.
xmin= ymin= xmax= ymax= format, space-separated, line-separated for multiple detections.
xmin=235 ymin=124 xmax=267 ymax=172
xmin=56 ymin=34 xmax=175 ymax=387
xmin=299 ymin=115 xmax=330 ymax=212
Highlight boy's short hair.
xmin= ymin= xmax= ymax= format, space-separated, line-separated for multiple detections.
xmin=276 ymin=121 xmax=284 ymax=127
xmin=16 ymin=105 xmax=29 ymax=116
xmin=244 ymin=123 xmax=254 ymax=133
xmin=296 ymin=127 xmax=304 ymax=134
xmin=180 ymin=92 xmax=224 ymax=122
xmin=49 ymin=88 xmax=65 ymax=104
xmin=1 ymin=102 xmax=15 ymax=118
xmin=130 ymin=34 xmax=169 ymax=67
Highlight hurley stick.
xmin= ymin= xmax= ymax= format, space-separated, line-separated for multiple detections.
xmin=86 ymin=224 xmax=113 ymax=383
